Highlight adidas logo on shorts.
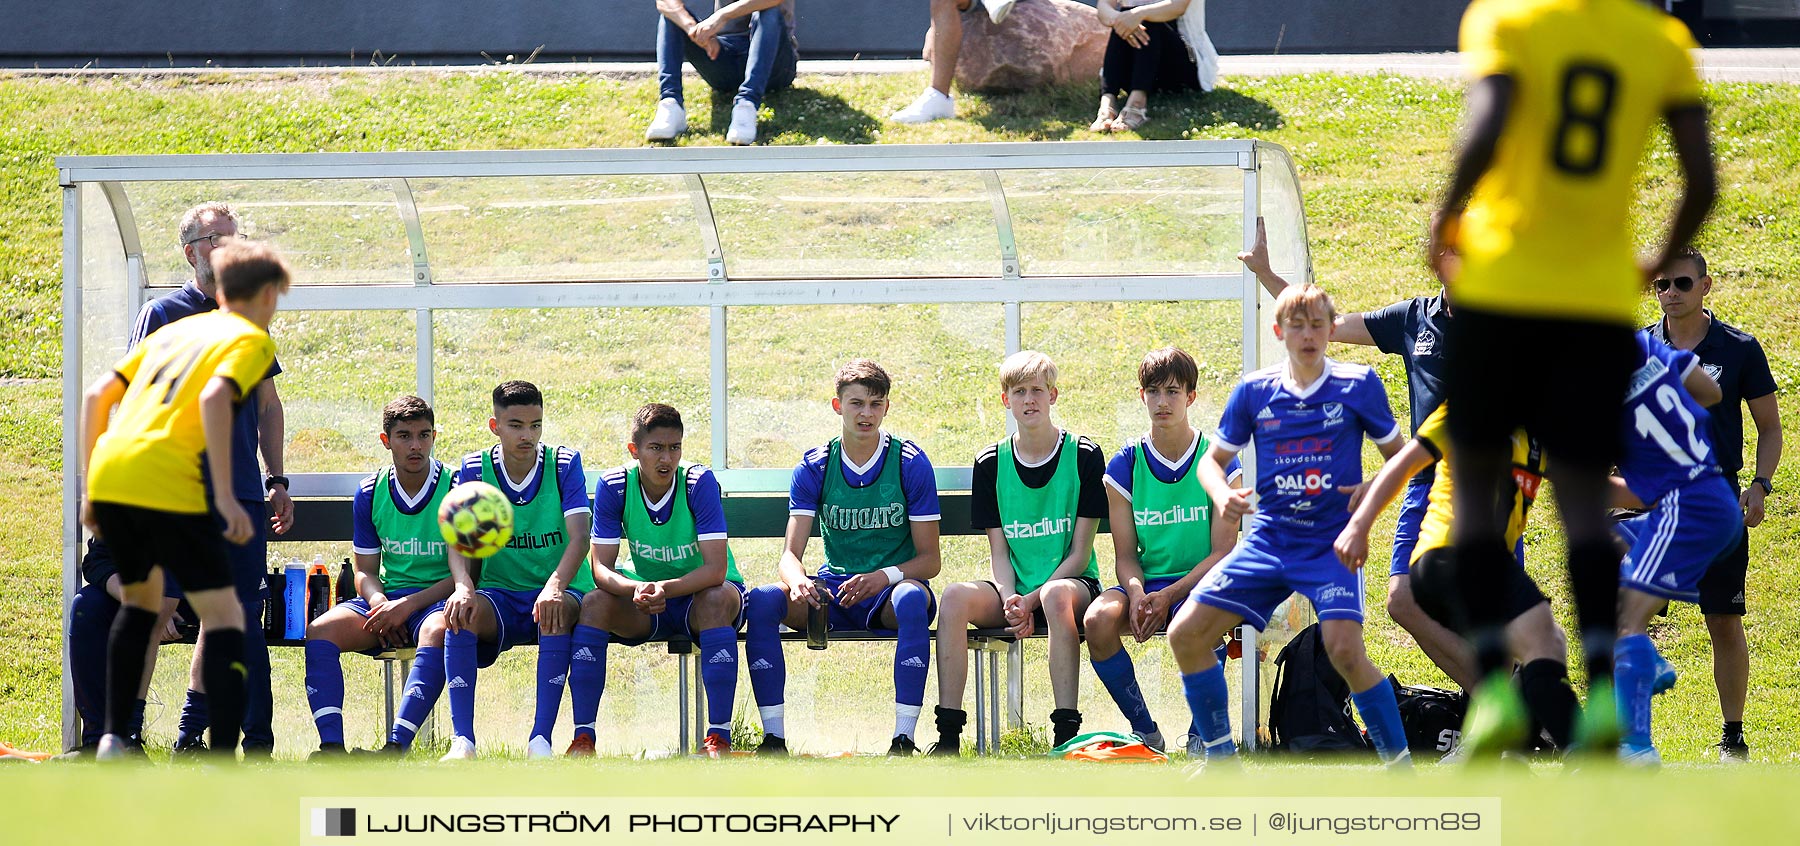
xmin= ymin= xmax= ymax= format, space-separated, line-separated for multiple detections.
xmin=550 ymin=673 xmax=567 ymax=686
xmin=573 ymin=647 xmax=596 ymax=662
xmin=901 ymin=656 xmax=927 ymax=668
xmin=708 ymin=649 xmax=734 ymax=664
xmin=749 ymin=659 xmax=773 ymax=671
xmin=449 ymin=676 xmax=469 ymax=689
xmin=1661 ymin=573 xmax=1679 ymax=588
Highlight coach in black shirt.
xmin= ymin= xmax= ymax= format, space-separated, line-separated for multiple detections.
xmin=1646 ymin=246 xmax=1782 ymax=763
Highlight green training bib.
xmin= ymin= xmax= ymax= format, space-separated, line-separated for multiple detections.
xmin=369 ymin=461 xmax=453 ymax=591
xmin=996 ymin=432 xmax=1099 ymax=594
xmin=619 ymin=463 xmax=742 ymax=583
xmin=818 ymin=437 xmax=916 ymax=576
xmin=479 ymin=445 xmax=594 ymax=592
xmin=1128 ymin=435 xmax=1216 ymax=581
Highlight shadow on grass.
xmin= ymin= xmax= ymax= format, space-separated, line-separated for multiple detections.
xmin=701 ymin=85 xmax=881 ymax=144
xmin=970 ymin=83 xmax=1284 ymax=140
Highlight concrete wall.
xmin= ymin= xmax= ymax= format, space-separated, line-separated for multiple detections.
xmin=1 ymin=0 xmax=1471 ymax=67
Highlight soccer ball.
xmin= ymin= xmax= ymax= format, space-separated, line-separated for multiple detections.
xmin=438 ymin=481 xmax=514 ymax=559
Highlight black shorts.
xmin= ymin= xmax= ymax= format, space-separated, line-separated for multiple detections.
xmin=1698 ymin=483 xmax=1750 ymax=615
xmin=980 ymin=576 xmax=1102 ymax=629
xmin=1409 ymin=546 xmax=1548 ymax=628
xmin=90 ymin=502 xmax=234 ymax=594
xmin=1444 ymin=307 xmax=1638 ymax=473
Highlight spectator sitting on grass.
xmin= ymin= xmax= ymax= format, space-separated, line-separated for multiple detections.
xmin=647 ymin=0 xmax=799 ymax=146
xmin=1092 ymin=0 xmax=1210 ymax=132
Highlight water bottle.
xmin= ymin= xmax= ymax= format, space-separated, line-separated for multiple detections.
xmin=263 ymin=564 xmax=282 ymax=637
xmin=307 ymin=554 xmax=331 ymax=622
xmin=281 ymin=560 xmax=307 ymax=640
xmin=806 ymin=579 xmax=831 ymax=651
xmin=336 ymin=557 xmax=356 ymax=603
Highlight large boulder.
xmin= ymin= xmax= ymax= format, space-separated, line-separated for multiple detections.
xmin=925 ymin=0 xmax=1108 ymax=93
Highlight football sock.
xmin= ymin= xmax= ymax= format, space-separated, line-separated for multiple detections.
xmin=304 ymin=640 xmax=345 ymax=746
xmin=445 ymin=628 xmax=479 ymax=742
xmin=935 ymin=706 xmax=966 ymax=748
xmin=1350 ymin=676 xmax=1410 ymax=766
xmin=238 ymin=603 xmax=275 ymax=750
xmin=890 ymin=582 xmax=931 ymax=729
xmin=1179 ymin=664 xmax=1236 ymax=757
xmin=105 ymin=605 xmax=158 ymax=739
xmin=1518 ymin=658 xmax=1577 ymax=749
xmin=568 ymin=625 xmax=609 ymax=741
xmin=1614 ymin=634 xmax=1657 ymax=746
xmin=128 ymin=699 xmax=147 ymax=741
xmin=530 ymin=632 xmax=572 ymax=743
xmin=1724 ymin=721 xmax=1745 ymax=743
xmin=1569 ymin=540 xmax=1621 ymax=681
xmin=68 ymin=586 xmax=113 ymax=744
xmin=200 ymin=627 xmax=247 ymax=757
xmin=744 ymin=585 xmax=787 ymax=712
xmin=1091 ymin=649 xmax=1157 ymax=737
xmin=390 ymin=645 xmax=445 ymax=748
xmin=176 ymin=690 xmax=209 ymax=747
xmin=1050 ymin=708 xmax=1083 ymax=748
xmin=697 ymin=626 xmax=739 ymax=741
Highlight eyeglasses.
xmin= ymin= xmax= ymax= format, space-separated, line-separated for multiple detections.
xmin=183 ymin=232 xmax=236 ymax=248
xmin=1653 ymin=276 xmax=1695 ymax=293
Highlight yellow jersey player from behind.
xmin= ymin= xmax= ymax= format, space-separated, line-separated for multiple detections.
xmin=1427 ymin=0 xmax=1716 ymax=754
xmin=79 ymin=241 xmax=290 ymax=761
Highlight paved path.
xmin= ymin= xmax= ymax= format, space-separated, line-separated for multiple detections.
xmin=5 ymin=49 xmax=1797 ymax=83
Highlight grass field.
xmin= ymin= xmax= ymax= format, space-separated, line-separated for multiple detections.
xmin=2 ymin=66 xmax=1798 ymax=788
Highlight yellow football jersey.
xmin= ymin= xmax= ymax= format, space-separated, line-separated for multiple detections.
xmin=1453 ymin=0 xmax=1702 ymax=325
xmin=88 ymin=311 xmax=277 ymax=514
xmin=1412 ymin=403 xmax=1547 ymax=562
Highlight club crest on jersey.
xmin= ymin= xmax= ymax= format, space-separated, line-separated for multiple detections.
xmin=1274 ymin=469 xmax=1334 ymax=495
xmin=1703 ymin=363 xmax=1723 ymax=381
xmin=1323 ymin=402 xmax=1345 ymax=426
xmin=1414 ymin=329 xmax=1437 ymax=357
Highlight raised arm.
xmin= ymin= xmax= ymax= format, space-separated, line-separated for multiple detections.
xmin=1239 ymin=218 xmax=1374 ymax=345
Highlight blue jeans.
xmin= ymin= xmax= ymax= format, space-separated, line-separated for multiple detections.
xmin=656 ymin=8 xmax=797 ymax=108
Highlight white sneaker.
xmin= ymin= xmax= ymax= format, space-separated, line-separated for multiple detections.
xmin=439 ymin=736 xmax=477 ymax=761
xmin=96 ymin=734 xmax=129 ymax=762
xmin=645 ymin=98 xmax=688 ymax=141
xmin=981 ymin=0 xmax=1018 ymax=24
xmin=526 ymin=735 xmax=555 ymax=759
xmin=726 ymin=99 xmax=759 ymax=146
xmin=890 ymin=88 xmax=956 ymax=124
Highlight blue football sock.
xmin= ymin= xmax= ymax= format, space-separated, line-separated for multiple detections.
xmin=1091 ymin=649 xmax=1158 ymax=737
xmin=1351 ymin=677 xmax=1411 ymax=766
xmin=389 ymin=645 xmax=445 ymax=748
xmin=890 ymin=582 xmax=931 ymax=737
xmin=304 ymin=640 xmax=346 ymax=746
xmin=1180 ymin=663 xmax=1237 ymax=757
xmin=445 ymin=629 xmax=479 ymax=742
xmin=698 ymin=626 xmax=740 ymax=739
xmin=1615 ymin=633 xmax=1657 ymax=746
xmin=569 ymin=625 xmax=610 ymax=741
xmin=176 ymin=690 xmax=209 ymax=747
xmin=744 ymin=585 xmax=788 ymax=718
xmin=531 ymin=632 xmax=572 ymax=743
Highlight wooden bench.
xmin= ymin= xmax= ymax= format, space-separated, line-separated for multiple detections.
xmin=277 ymin=468 xmax=1263 ymax=755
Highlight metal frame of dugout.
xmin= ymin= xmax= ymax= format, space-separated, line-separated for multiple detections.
xmin=58 ymin=140 xmax=1314 ymax=756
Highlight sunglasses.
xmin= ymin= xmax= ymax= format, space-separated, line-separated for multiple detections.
xmin=1653 ymin=276 xmax=1696 ymax=293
